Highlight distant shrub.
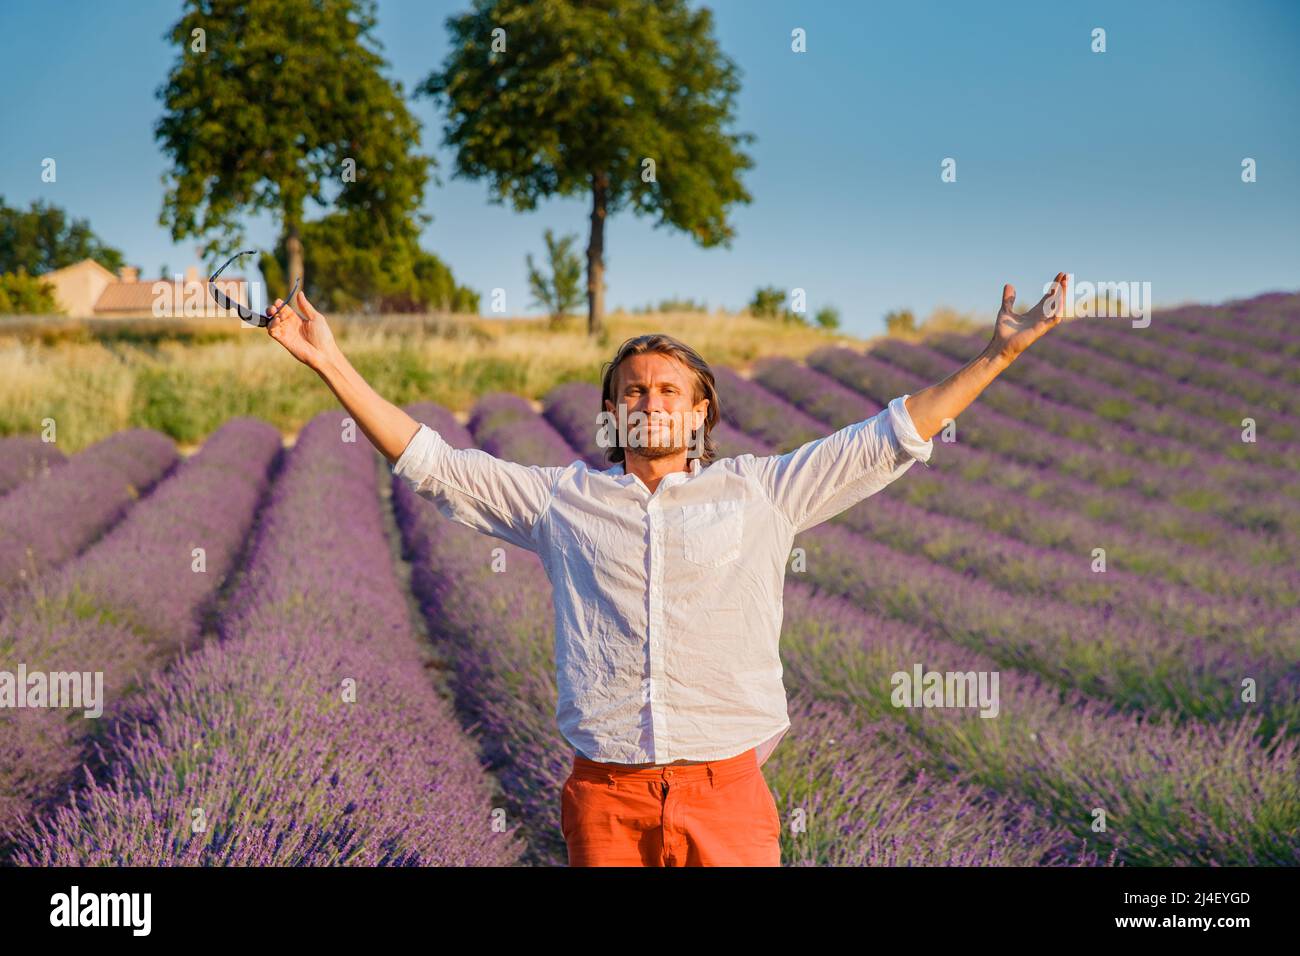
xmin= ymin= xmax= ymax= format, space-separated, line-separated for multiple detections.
xmin=0 ymin=270 xmax=60 ymax=315
xmin=884 ymin=308 xmax=916 ymax=336
xmin=749 ymin=285 xmax=786 ymax=319
xmin=919 ymin=306 xmax=981 ymax=336
xmin=814 ymin=305 xmax=841 ymax=330
xmin=885 ymin=306 xmax=981 ymax=338
xmin=633 ymin=296 xmax=709 ymax=314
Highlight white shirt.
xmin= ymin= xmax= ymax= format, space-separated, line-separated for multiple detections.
xmin=392 ymin=393 xmax=933 ymax=766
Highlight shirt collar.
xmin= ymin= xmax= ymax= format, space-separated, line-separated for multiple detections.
xmin=604 ymin=455 xmax=703 ymax=483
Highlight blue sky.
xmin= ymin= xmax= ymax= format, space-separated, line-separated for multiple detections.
xmin=1 ymin=0 xmax=1297 ymax=335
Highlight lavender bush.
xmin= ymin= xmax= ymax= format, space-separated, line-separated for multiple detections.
xmin=0 ymin=436 xmax=66 ymax=498
xmin=777 ymin=582 xmax=1300 ymax=865
xmin=394 ymin=401 xmax=573 ymax=866
xmin=877 ymin=336 xmax=1300 ymax=477
xmin=467 ymin=392 xmax=539 ymax=436
xmin=806 ymin=345 xmax=1297 ymax=562
xmin=992 ymin=327 xmax=1300 ymax=444
xmin=752 ymin=356 xmax=1298 ymax=606
xmin=766 ymin=690 xmax=1102 ymax=866
xmin=542 ymin=381 xmax=608 ymax=468
xmin=0 ymin=429 xmax=178 ymax=603
xmin=1059 ymin=319 xmax=1300 ymax=420
xmin=9 ymin=411 xmax=522 ymax=866
xmin=864 ymin=341 xmax=1300 ymax=539
xmin=0 ymin=418 xmax=281 ymax=839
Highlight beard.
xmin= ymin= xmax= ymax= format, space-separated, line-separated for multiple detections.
xmin=622 ymin=415 xmax=701 ymax=462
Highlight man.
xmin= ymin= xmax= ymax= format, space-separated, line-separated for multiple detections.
xmin=263 ymin=272 xmax=1070 ymax=866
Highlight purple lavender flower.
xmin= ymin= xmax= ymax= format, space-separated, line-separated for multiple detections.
xmin=0 ymin=429 xmax=178 ymax=605
xmin=8 ymin=411 xmax=523 ymax=866
xmin=0 ymin=436 xmax=66 ymax=498
xmin=0 ymin=418 xmax=281 ymax=838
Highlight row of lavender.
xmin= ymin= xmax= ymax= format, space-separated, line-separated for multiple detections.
xmin=0 ymin=436 xmax=65 ymax=498
xmin=820 ymin=344 xmax=1300 ymax=544
xmin=744 ymin=358 xmax=1299 ymax=649
xmin=927 ymin=326 xmax=1300 ymax=453
xmin=1057 ymin=293 xmax=1300 ymax=408
xmin=6 ymin=412 xmax=522 ymax=865
xmin=0 ymin=419 xmax=280 ymax=842
xmin=707 ymin=363 xmax=1300 ymax=737
xmin=746 ymin=356 xmax=1297 ymax=606
xmin=0 ymin=430 xmax=178 ymax=614
xmin=391 ymin=398 xmax=576 ymax=866
xmin=1053 ymin=308 xmax=1300 ymax=425
xmin=733 ymin=358 xmax=1300 ymax=606
xmin=541 ymin=382 xmax=1297 ymax=863
xmin=701 ymin=400 xmax=1299 ymax=865
xmin=803 ymin=348 xmax=1296 ymax=567
xmin=868 ymin=336 xmax=1300 ymax=480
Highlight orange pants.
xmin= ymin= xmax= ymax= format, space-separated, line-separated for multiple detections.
xmin=560 ymin=746 xmax=782 ymax=866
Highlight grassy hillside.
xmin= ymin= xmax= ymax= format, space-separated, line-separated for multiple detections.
xmin=0 ymin=309 xmax=860 ymax=453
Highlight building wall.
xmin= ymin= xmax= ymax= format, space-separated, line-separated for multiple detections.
xmin=42 ymin=260 xmax=116 ymax=318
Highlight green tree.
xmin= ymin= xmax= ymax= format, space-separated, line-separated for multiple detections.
xmin=261 ymin=213 xmax=478 ymax=314
xmin=884 ymin=308 xmax=916 ymax=336
xmin=526 ymin=229 xmax=584 ymax=328
xmin=155 ymin=0 xmax=430 ymax=290
xmin=813 ymin=305 xmax=840 ymax=330
xmin=749 ymin=286 xmax=785 ymax=319
xmin=419 ymin=0 xmax=754 ymax=337
xmin=0 ymin=269 xmax=61 ymax=315
xmin=0 ymin=197 xmax=124 ymax=275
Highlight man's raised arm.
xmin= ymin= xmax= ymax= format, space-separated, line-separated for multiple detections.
xmin=904 ymin=272 xmax=1070 ymax=440
xmin=265 ymin=290 xmax=420 ymax=465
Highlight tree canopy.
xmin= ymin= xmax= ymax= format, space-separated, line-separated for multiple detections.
xmin=419 ymin=0 xmax=754 ymax=334
xmin=259 ymin=213 xmax=479 ymax=314
xmin=0 ymin=197 xmax=125 ymax=275
xmin=154 ymin=0 xmax=431 ymax=288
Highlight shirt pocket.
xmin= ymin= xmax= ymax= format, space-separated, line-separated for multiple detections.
xmin=680 ymin=499 xmax=745 ymax=568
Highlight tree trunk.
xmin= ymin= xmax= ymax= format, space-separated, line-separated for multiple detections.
xmin=586 ymin=172 xmax=608 ymax=337
xmin=285 ymin=225 xmax=305 ymax=297
xmin=279 ymin=189 xmax=306 ymax=303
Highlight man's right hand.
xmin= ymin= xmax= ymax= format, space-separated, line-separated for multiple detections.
xmin=266 ymin=289 xmax=338 ymax=371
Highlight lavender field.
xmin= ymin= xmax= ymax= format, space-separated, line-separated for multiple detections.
xmin=1 ymin=292 xmax=1297 ymax=866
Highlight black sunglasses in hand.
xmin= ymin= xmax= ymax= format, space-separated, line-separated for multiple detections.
xmin=208 ymin=250 xmax=301 ymax=327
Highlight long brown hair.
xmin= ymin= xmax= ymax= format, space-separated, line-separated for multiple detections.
xmin=598 ymin=333 xmax=720 ymax=466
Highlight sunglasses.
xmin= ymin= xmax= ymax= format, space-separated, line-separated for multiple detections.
xmin=208 ymin=250 xmax=302 ymax=327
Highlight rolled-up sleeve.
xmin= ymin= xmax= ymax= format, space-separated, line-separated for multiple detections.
xmin=393 ymin=423 xmax=562 ymax=552
xmin=740 ymin=394 xmax=933 ymax=535
xmin=887 ymin=394 xmax=934 ymax=466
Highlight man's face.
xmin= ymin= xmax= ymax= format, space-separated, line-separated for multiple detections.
xmin=604 ymin=352 xmax=709 ymax=461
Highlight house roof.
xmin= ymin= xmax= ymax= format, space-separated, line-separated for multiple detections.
xmin=44 ymin=259 xmax=118 ymax=282
xmin=94 ymin=278 xmax=248 ymax=316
